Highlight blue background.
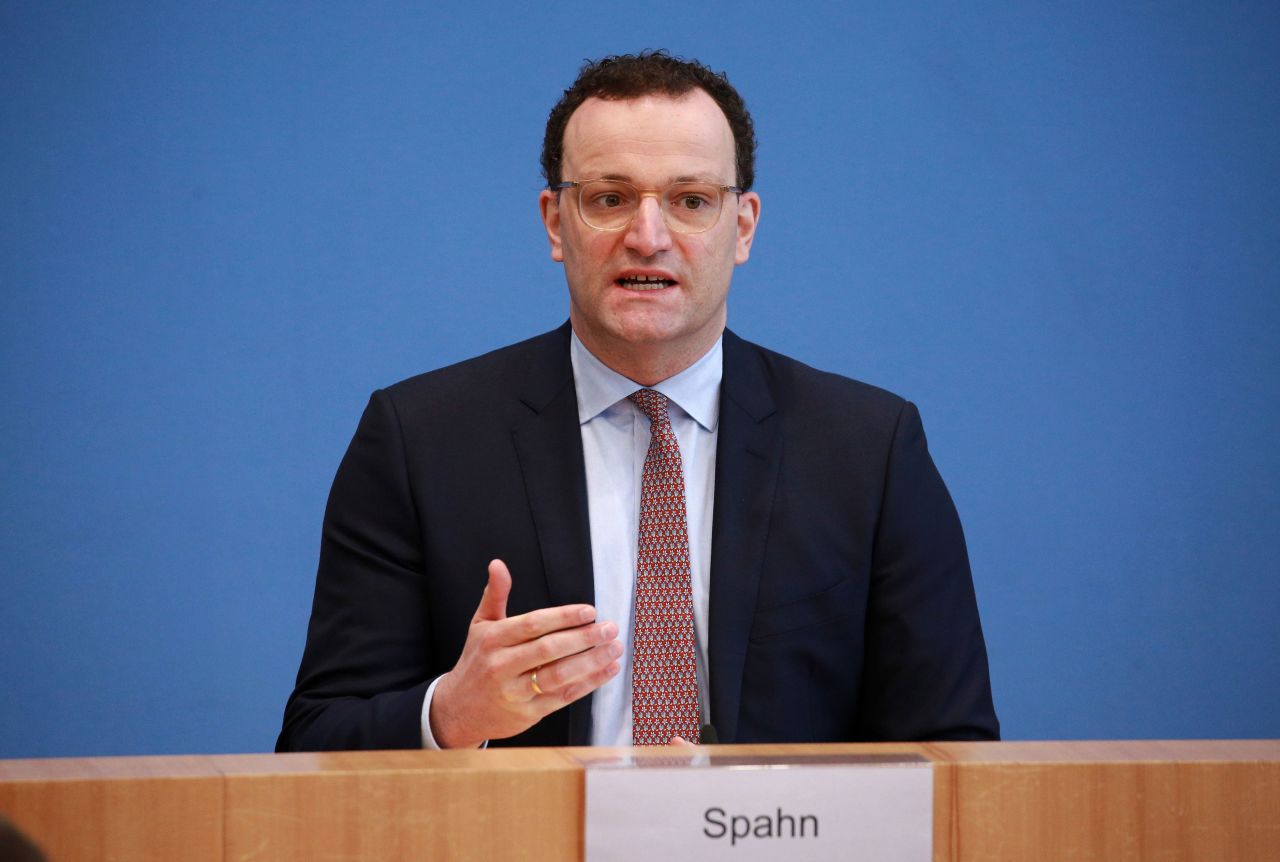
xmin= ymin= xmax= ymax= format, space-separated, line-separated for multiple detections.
xmin=2 ymin=2 xmax=1277 ymax=757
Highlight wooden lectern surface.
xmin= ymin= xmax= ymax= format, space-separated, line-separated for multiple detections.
xmin=0 ymin=756 xmax=224 ymax=861
xmin=924 ymin=741 xmax=1280 ymax=861
xmin=1 ymin=741 xmax=1277 ymax=861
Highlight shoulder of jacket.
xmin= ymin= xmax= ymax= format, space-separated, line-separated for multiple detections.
xmin=727 ymin=330 xmax=909 ymax=417
xmin=379 ymin=325 xmax=568 ymax=403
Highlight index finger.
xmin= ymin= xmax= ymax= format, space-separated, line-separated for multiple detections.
xmin=489 ymin=603 xmax=598 ymax=648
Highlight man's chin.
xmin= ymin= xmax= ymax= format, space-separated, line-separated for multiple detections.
xmin=601 ymin=317 xmax=687 ymax=348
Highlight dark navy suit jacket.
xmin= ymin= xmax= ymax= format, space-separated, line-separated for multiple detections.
xmin=277 ymin=324 xmax=999 ymax=750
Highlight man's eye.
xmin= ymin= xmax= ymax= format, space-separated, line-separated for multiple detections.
xmin=676 ymin=194 xmax=711 ymax=210
xmin=588 ymin=191 xmax=628 ymax=209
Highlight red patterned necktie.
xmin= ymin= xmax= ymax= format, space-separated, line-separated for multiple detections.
xmin=628 ymin=388 xmax=700 ymax=746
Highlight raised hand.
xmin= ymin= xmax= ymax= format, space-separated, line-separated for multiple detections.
xmin=429 ymin=559 xmax=623 ymax=749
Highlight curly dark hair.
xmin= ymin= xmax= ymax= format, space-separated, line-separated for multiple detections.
xmin=541 ymin=50 xmax=757 ymax=192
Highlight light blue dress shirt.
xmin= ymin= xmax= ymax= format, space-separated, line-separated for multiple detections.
xmin=571 ymin=332 xmax=721 ymax=746
xmin=420 ymin=332 xmax=721 ymax=748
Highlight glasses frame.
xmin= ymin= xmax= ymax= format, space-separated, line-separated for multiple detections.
xmin=550 ymin=179 xmax=743 ymax=235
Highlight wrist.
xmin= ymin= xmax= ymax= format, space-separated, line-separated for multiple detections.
xmin=429 ymin=673 xmax=483 ymax=749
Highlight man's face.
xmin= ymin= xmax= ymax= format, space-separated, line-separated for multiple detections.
xmin=539 ymin=90 xmax=760 ymax=377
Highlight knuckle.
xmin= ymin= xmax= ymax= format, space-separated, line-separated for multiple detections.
xmin=478 ymin=627 xmax=502 ymax=652
xmin=536 ymin=665 xmax=558 ymax=690
xmin=478 ymin=654 xmax=504 ymax=682
xmin=519 ymin=615 xmax=542 ymax=641
xmin=535 ymin=636 xmax=561 ymax=664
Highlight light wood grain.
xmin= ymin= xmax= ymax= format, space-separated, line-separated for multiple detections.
xmin=924 ymin=740 xmax=1280 ymax=862
xmin=218 ymin=749 xmax=582 ymax=862
xmin=1 ymin=742 xmax=1276 ymax=861
xmin=0 ymin=756 xmax=223 ymax=862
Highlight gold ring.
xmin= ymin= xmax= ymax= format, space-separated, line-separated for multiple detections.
xmin=530 ymin=669 xmax=545 ymax=696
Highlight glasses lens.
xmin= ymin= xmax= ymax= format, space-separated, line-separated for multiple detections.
xmin=577 ymin=181 xmax=638 ymax=231
xmin=663 ymin=183 xmax=724 ymax=233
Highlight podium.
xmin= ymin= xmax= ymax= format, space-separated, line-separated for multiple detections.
xmin=2 ymin=741 xmax=1277 ymax=860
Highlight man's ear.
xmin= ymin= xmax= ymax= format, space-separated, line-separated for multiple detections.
xmin=539 ymin=189 xmax=565 ymax=262
xmin=734 ymin=191 xmax=761 ymax=265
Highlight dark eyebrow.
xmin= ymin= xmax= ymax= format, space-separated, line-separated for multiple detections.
xmin=590 ymin=173 xmax=725 ymax=185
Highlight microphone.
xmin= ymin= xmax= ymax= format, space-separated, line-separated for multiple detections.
xmin=699 ymin=723 xmax=719 ymax=745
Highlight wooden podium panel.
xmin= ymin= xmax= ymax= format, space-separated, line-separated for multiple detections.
xmin=0 ymin=756 xmax=223 ymax=861
xmin=927 ymin=740 xmax=1280 ymax=861
xmin=216 ymin=749 xmax=581 ymax=860
xmin=2 ymin=741 xmax=1277 ymax=860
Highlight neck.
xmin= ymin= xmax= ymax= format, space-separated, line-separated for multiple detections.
xmin=570 ymin=323 xmax=722 ymax=387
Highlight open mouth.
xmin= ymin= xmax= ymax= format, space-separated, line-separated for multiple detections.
xmin=616 ymin=274 xmax=676 ymax=290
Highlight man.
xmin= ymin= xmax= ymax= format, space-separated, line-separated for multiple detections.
xmin=277 ymin=51 xmax=998 ymax=751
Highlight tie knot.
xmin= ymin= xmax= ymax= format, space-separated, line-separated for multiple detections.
xmin=628 ymin=388 xmax=669 ymax=424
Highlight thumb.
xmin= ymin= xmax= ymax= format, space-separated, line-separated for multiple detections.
xmin=473 ymin=558 xmax=512 ymax=622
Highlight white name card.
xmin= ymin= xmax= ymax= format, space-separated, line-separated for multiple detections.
xmin=582 ymin=752 xmax=933 ymax=861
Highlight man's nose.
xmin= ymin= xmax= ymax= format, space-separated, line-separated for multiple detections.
xmin=624 ymin=196 xmax=673 ymax=256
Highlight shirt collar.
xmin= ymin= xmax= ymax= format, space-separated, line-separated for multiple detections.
xmin=570 ymin=330 xmax=722 ymax=432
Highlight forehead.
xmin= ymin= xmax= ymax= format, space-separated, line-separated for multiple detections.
xmin=562 ymin=90 xmax=736 ymax=182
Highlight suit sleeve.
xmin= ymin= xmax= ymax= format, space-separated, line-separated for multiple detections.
xmin=854 ymin=401 xmax=1000 ymax=741
xmin=276 ymin=389 xmax=435 ymax=751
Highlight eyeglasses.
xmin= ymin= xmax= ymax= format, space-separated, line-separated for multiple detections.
xmin=551 ymin=179 xmax=742 ymax=234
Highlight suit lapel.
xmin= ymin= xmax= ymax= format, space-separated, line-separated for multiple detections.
xmin=510 ymin=323 xmax=596 ymax=744
xmin=506 ymin=325 xmax=781 ymax=745
xmin=709 ymin=330 xmax=781 ymax=743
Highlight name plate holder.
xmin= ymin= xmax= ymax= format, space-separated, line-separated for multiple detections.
xmin=580 ymin=750 xmax=933 ymax=861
